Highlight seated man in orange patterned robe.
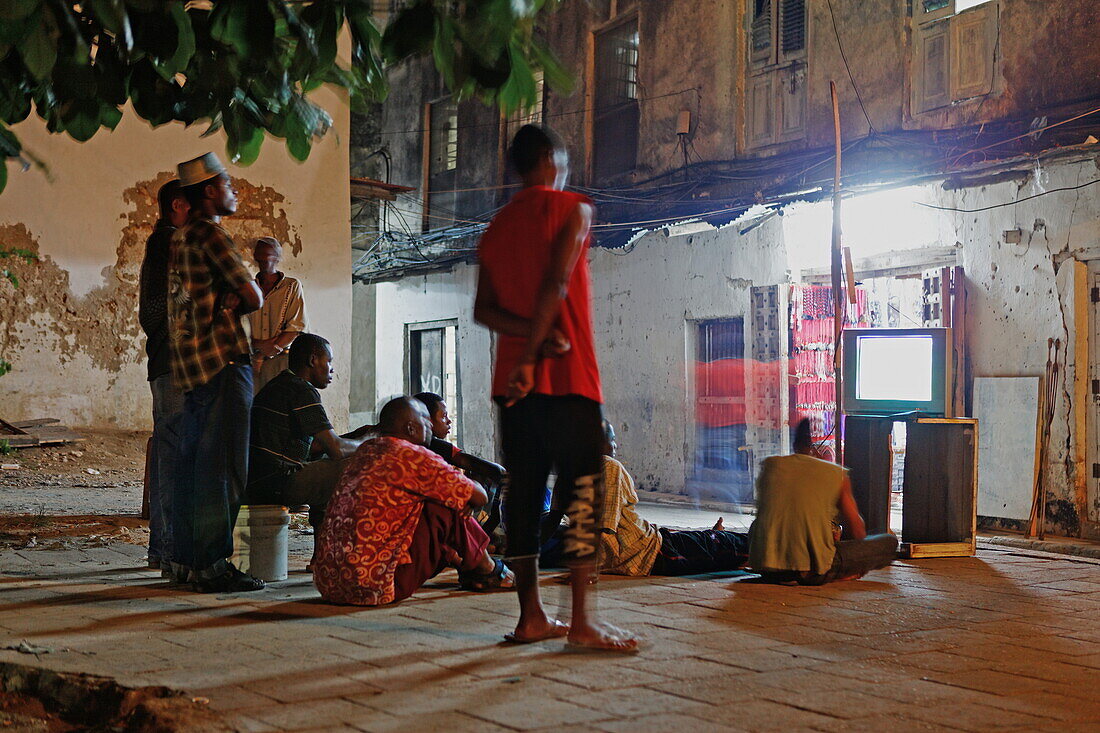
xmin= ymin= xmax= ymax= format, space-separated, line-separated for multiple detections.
xmin=313 ymin=397 xmax=514 ymax=606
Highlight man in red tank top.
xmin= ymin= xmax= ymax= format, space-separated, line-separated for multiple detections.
xmin=475 ymin=125 xmax=637 ymax=652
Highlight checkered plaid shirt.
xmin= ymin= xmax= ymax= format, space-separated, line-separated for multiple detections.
xmin=167 ymin=217 xmax=253 ymax=392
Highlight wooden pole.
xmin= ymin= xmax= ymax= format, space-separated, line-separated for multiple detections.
xmin=830 ymin=81 xmax=844 ymax=463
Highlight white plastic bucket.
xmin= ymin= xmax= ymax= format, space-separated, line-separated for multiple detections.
xmin=232 ymin=505 xmax=291 ymax=581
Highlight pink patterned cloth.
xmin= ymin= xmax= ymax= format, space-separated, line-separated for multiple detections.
xmin=313 ymin=436 xmax=477 ymax=605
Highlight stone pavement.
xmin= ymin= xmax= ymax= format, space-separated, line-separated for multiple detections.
xmin=1 ymin=540 xmax=1099 ymax=732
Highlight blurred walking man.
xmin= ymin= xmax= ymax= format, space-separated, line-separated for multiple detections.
xmin=475 ymin=124 xmax=637 ymax=651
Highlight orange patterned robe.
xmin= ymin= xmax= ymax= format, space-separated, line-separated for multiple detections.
xmin=313 ymin=436 xmax=477 ymax=605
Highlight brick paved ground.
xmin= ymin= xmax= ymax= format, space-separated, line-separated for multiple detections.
xmin=1 ymin=538 xmax=1099 ymax=731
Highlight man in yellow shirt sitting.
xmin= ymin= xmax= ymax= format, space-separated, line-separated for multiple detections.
xmin=594 ymin=423 xmax=750 ymax=577
xmin=748 ymin=419 xmax=898 ymax=585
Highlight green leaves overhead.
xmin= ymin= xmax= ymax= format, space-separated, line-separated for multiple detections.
xmin=0 ymin=1 xmax=569 ymax=185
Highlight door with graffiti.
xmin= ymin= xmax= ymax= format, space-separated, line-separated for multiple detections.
xmin=408 ymin=320 xmax=460 ymax=445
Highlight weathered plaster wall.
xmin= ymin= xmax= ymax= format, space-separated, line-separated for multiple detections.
xmin=380 ymin=56 xmax=500 ymax=226
xmin=588 ymin=218 xmax=789 ymax=495
xmin=544 ymin=0 xmax=740 ymax=182
xmin=803 ymin=0 xmax=906 ymax=145
xmin=933 ymin=155 xmax=1100 ymax=535
xmin=0 ymin=96 xmax=351 ymax=431
xmin=799 ymin=0 xmax=1100 ymax=146
xmin=350 ymin=280 xmax=377 ymax=424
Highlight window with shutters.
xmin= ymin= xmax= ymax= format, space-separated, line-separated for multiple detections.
xmin=920 ymin=0 xmax=994 ymax=22
xmin=504 ymin=71 xmax=545 ymax=147
xmin=912 ymin=0 xmax=998 ymax=114
xmin=424 ymin=97 xmax=458 ymax=231
xmin=746 ymin=0 xmax=806 ymax=148
xmin=750 ymin=0 xmax=806 ymax=69
xmin=593 ymin=16 xmax=640 ymax=182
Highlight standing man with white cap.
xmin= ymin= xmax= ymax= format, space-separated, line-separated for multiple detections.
xmin=165 ymin=152 xmax=266 ymax=592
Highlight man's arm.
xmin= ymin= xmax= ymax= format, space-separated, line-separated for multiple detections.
xmin=836 ymin=476 xmax=867 ymax=541
xmin=205 ymin=227 xmax=262 ymax=315
xmin=344 ymin=423 xmax=377 ymax=441
xmin=309 ymin=428 xmax=363 ymax=460
xmin=451 ymin=452 xmax=506 ymax=485
xmin=473 ymin=269 xmax=532 ymax=338
xmin=504 ymin=202 xmax=592 ymax=405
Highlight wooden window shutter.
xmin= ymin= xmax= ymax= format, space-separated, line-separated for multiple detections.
xmin=780 ymin=0 xmax=806 ymax=56
xmin=951 ymin=4 xmax=994 ymax=101
xmin=750 ymin=75 xmax=775 ymax=146
xmin=751 ymin=0 xmax=772 ymax=63
xmin=919 ymin=23 xmax=950 ymax=112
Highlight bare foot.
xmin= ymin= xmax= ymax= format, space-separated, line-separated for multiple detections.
xmin=442 ymin=546 xmax=463 ymax=567
xmin=712 ymin=517 xmax=724 ymax=531
xmin=567 ymin=621 xmax=639 ymax=652
xmin=504 ymin=618 xmax=570 ymax=644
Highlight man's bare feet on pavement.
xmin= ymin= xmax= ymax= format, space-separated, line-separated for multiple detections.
xmin=504 ymin=617 xmax=570 ymax=644
xmin=712 ymin=516 xmax=724 ymax=531
xmin=566 ymin=621 xmax=639 ymax=652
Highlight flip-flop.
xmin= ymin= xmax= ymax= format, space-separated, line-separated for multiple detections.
xmin=459 ymin=558 xmax=515 ymax=592
xmin=503 ymin=620 xmax=570 ymax=644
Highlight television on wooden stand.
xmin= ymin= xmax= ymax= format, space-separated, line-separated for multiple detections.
xmin=841 ymin=327 xmax=953 ymax=418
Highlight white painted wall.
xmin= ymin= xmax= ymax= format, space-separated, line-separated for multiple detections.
xmin=358 ymin=218 xmax=790 ymax=494
xmin=0 ymin=93 xmax=351 ymax=431
xmin=588 ymin=219 xmax=789 ymax=495
xmin=368 ymin=265 xmax=497 ymax=458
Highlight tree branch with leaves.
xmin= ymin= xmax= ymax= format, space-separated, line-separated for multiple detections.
xmin=0 ymin=0 xmax=569 ymax=193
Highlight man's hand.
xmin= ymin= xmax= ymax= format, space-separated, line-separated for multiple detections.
xmin=540 ymin=328 xmax=571 ymax=358
xmin=222 ymin=291 xmax=241 ymax=313
xmin=505 ymin=360 xmax=536 ymax=407
xmin=255 ymin=338 xmax=282 ymax=359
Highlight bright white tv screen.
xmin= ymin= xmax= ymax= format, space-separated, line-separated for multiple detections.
xmin=855 ymin=335 xmax=934 ymax=402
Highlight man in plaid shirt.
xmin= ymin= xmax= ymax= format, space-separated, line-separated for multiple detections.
xmin=165 ymin=152 xmax=265 ymax=593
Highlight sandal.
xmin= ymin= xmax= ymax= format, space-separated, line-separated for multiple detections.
xmin=459 ymin=558 xmax=515 ymax=591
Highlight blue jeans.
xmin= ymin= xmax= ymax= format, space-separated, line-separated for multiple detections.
xmin=166 ymin=361 xmax=253 ymax=580
xmin=148 ymin=374 xmax=184 ymax=563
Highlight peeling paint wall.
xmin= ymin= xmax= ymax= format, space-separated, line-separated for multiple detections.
xmin=931 ymin=155 xmax=1100 ymax=536
xmin=0 ymin=98 xmax=351 ymax=431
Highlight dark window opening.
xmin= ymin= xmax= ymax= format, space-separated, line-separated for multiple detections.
xmin=426 ymin=97 xmax=458 ymax=230
xmin=593 ymin=18 xmax=639 ymax=181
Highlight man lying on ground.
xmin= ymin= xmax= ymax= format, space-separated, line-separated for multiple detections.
xmin=247 ymin=334 xmax=372 ymax=545
xmin=543 ymin=422 xmax=750 ymax=576
xmin=413 ymin=391 xmax=507 ymax=533
xmin=313 ymin=397 xmax=514 ymax=605
xmin=749 ymin=418 xmax=898 ymax=585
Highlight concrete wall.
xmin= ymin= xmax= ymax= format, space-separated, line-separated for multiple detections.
xmin=0 ymin=95 xmax=352 ymax=431
xmin=588 ymin=217 xmax=789 ymax=494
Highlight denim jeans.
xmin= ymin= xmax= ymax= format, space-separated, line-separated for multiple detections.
xmin=166 ymin=361 xmax=253 ymax=580
xmin=498 ymin=395 xmax=604 ymax=564
xmin=148 ymin=374 xmax=184 ymax=563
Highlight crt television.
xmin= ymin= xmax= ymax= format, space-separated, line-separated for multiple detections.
xmin=841 ymin=328 xmax=952 ymax=417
